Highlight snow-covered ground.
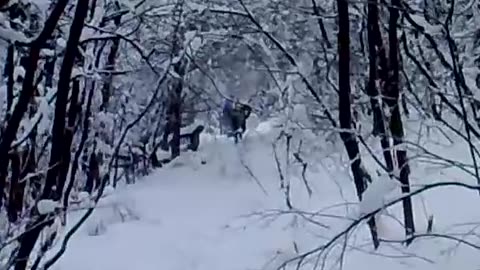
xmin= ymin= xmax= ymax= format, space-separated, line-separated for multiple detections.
xmin=48 ymin=121 xmax=480 ymax=270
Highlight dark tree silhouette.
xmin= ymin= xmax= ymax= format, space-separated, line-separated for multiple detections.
xmin=0 ymin=0 xmax=69 ymax=210
xmin=386 ymin=0 xmax=416 ymax=243
xmin=168 ymin=2 xmax=186 ymax=160
xmin=4 ymin=44 xmax=14 ymax=113
xmin=367 ymin=0 xmax=394 ymax=173
xmin=337 ymin=0 xmax=379 ymax=249
xmin=14 ymin=0 xmax=90 ymax=269
xmin=99 ymin=1 xmax=123 ymax=110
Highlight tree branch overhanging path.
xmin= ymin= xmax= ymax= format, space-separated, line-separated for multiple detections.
xmin=276 ymin=181 xmax=480 ymax=270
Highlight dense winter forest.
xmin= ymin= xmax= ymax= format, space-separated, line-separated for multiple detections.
xmin=0 ymin=0 xmax=479 ymax=269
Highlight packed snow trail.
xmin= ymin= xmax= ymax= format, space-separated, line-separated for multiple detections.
xmin=51 ymin=127 xmax=309 ymax=270
xmin=48 ymin=124 xmax=480 ymax=270
xmin=55 ymin=171 xmax=289 ymax=270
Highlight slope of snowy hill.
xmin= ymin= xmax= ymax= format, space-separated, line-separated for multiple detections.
xmin=46 ymin=121 xmax=480 ymax=270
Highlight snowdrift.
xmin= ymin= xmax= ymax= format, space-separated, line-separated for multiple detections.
xmin=45 ymin=120 xmax=480 ymax=270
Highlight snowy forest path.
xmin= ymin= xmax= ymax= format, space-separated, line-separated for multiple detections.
xmin=52 ymin=161 xmax=288 ymax=270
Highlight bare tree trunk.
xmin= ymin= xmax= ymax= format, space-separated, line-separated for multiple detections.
xmin=337 ymin=0 xmax=379 ymax=249
xmin=43 ymin=0 xmax=89 ymax=201
xmin=0 ymin=0 xmax=69 ymax=210
xmin=170 ymin=63 xmax=185 ymax=159
xmin=4 ymin=44 xmax=14 ymax=114
xmin=65 ymin=76 xmax=96 ymax=205
xmin=367 ymin=0 xmax=394 ymax=173
xmin=387 ymin=0 xmax=415 ymax=243
xmin=14 ymin=1 xmax=89 ymax=269
xmin=0 ymin=0 xmax=9 ymax=9
xmin=85 ymin=152 xmax=100 ymax=194
xmin=99 ymin=1 xmax=122 ymax=110
xmin=43 ymin=38 xmax=57 ymax=90
xmin=169 ymin=2 xmax=186 ymax=160
xmin=7 ymin=151 xmax=21 ymax=222
xmin=20 ymin=144 xmax=36 ymax=207
xmin=311 ymin=0 xmax=332 ymax=48
xmin=89 ymin=0 xmax=98 ymax=21
xmin=71 ymin=43 xmax=105 ymax=196
xmin=57 ymin=79 xmax=81 ymax=199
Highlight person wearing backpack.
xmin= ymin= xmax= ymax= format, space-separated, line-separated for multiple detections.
xmin=229 ymin=101 xmax=252 ymax=143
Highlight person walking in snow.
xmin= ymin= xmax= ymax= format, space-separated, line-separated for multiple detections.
xmin=221 ymin=97 xmax=234 ymax=134
xmin=226 ymin=100 xmax=252 ymax=143
xmin=231 ymin=101 xmax=251 ymax=135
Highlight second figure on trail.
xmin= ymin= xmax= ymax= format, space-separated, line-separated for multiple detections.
xmin=222 ymin=97 xmax=252 ymax=138
xmin=231 ymin=102 xmax=251 ymax=133
xmin=222 ymin=97 xmax=234 ymax=133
